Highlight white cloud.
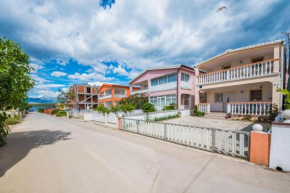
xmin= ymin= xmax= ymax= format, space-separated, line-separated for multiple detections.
xmin=51 ymin=71 xmax=67 ymax=77
xmin=1 ymin=0 xmax=287 ymax=79
xmin=112 ymin=65 xmax=128 ymax=76
xmin=34 ymin=84 xmax=66 ymax=89
xmin=68 ymin=72 xmax=114 ymax=81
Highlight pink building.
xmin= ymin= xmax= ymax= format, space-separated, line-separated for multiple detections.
xmin=129 ymin=65 xmax=197 ymax=111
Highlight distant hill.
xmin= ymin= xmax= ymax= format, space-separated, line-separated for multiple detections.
xmin=27 ymin=97 xmax=57 ymax=104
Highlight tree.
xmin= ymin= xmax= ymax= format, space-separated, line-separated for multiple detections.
xmin=119 ymin=93 xmax=148 ymax=109
xmin=142 ymin=103 xmax=156 ymax=113
xmin=110 ymin=105 xmax=121 ymax=116
xmin=57 ymin=90 xmax=77 ymax=109
xmin=0 ymin=37 xmax=34 ymax=146
xmin=95 ymin=105 xmax=110 ymax=115
xmin=277 ymin=88 xmax=290 ymax=109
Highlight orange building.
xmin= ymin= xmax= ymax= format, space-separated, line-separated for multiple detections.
xmin=98 ymin=84 xmax=136 ymax=107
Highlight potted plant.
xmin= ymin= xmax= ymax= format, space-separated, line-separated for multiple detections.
xmin=276 ymin=88 xmax=290 ymax=123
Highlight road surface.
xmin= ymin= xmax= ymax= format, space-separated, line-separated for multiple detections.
xmin=0 ymin=113 xmax=289 ymax=193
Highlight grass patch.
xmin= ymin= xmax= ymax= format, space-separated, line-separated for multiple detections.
xmin=5 ymin=116 xmax=21 ymax=125
xmin=153 ymin=114 xmax=179 ymax=122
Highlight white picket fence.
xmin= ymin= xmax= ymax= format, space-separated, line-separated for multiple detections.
xmin=120 ymin=118 xmax=250 ymax=158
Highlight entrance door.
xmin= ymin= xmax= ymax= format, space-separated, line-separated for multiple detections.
xmin=223 ymin=92 xmax=235 ymax=112
xmin=157 ymin=96 xmax=165 ymax=111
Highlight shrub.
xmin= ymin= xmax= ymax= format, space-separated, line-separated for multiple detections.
xmin=110 ymin=105 xmax=121 ymax=115
xmin=5 ymin=116 xmax=21 ymax=125
xmin=95 ymin=105 xmax=110 ymax=115
xmin=56 ymin=111 xmax=67 ymax=117
xmin=153 ymin=114 xmax=179 ymax=121
xmin=38 ymin=108 xmax=44 ymax=113
xmin=142 ymin=103 xmax=156 ymax=113
xmin=162 ymin=103 xmax=176 ymax=111
xmin=269 ymin=103 xmax=279 ymax=121
xmin=193 ymin=105 xmax=205 ymax=117
xmin=120 ymin=103 xmax=136 ymax=114
xmin=119 ymin=93 xmax=148 ymax=109
xmin=243 ymin=115 xmax=252 ymax=121
xmin=50 ymin=109 xmax=60 ymax=115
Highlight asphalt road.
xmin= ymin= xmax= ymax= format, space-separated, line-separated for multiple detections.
xmin=0 ymin=113 xmax=289 ymax=193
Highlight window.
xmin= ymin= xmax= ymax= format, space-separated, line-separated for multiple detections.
xmin=150 ymin=96 xmax=158 ymax=106
xmin=87 ymin=87 xmax=91 ymax=93
xmin=223 ymin=65 xmax=231 ymax=70
xmin=181 ymin=94 xmax=190 ymax=105
xmin=168 ymin=74 xmax=177 ymax=83
xmin=252 ymin=57 xmax=264 ymax=63
xmin=159 ymin=76 xmax=168 ymax=85
xmin=216 ymin=94 xmax=223 ymax=102
xmin=151 ymin=78 xmax=158 ymax=86
xmin=151 ymin=74 xmax=177 ymax=86
xmin=250 ymin=90 xmax=262 ymax=101
xmin=181 ymin=73 xmax=190 ymax=82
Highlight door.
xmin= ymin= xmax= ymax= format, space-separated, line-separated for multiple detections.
xmin=157 ymin=96 xmax=165 ymax=111
xmin=223 ymin=92 xmax=235 ymax=112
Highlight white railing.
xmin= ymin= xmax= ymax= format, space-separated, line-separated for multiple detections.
xmin=227 ymin=102 xmax=272 ymax=116
xmin=130 ymin=89 xmax=148 ymax=95
xmin=98 ymin=94 xmax=112 ymax=100
xmin=120 ymin=118 xmax=250 ymax=158
xmin=114 ymin=94 xmax=127 ymax=98
xmin=198 ymin=103 xmax=210 ymax=113
xmin=149 ymin=82 xmax=177 ymax=92
xmin=198 ymin=59 xmax=278 ymax=85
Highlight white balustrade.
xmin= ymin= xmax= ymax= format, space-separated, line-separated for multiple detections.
xmin=228 ymin=102 xmax=271 ymax=116
xmin=198 ymin=103 xmax=210 ymax=113
xmin=130 ymin=89 xmax=148 ymax=95
xmin=198 ymin=59 xmax=276 ymax=85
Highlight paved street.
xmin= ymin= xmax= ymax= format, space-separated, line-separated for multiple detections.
xmin=0 ymin=113 xmax=289 ymax=193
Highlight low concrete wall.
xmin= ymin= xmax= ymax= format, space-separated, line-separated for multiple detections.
xmin=269 ymin=122 xmax=290 ymax=171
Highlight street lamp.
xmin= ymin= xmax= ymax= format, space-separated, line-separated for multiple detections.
xmin=282 ymin=32 xmax=290 ymax=90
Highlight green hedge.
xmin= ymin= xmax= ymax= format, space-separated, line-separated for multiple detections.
xmin=153 ymin=114 xmax=178 ymax=122
xmin=56 ymin=111 xmax=67 ymax=117
xmin=38 ymin=108 xmax=44 ymax=113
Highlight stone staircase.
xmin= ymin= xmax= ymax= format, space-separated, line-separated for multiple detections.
xmin=204 ymin=112 xmax=227 ymax=120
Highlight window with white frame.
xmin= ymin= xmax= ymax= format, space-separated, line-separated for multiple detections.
xmin=150 ymin=94 xmax=176 ymax=107
xmin=151 ymin=74 xmax=177 ymax=86
xmin=250 ymin=90 xmax=262 ymax=101
xmin=181 ymin=73 xmax=190 ymax=82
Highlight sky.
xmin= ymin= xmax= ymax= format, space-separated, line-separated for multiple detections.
xmin=0 ymin=0 xmax=289 ymax=99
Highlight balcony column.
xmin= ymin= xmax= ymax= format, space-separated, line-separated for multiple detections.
xmin=112 ymin=87 xmax=115 ymax=106
xmin=195 ymin=68 xmax=200 ymax=107
xmin=273 ymin=45 xmax=280 ymax=73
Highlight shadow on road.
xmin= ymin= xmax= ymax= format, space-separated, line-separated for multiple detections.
xmin=0 ymin=130 xmax=71 ymax=177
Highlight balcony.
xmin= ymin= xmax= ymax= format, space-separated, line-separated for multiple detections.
xmin=98 ymin=94 xmax=112 ymax=100
xmin=149 ymin=82 xmax=177 ymax=93
xmin=130 ymin=89 xmax=148 ymax=95
xmin=197 ymin=59 xmax=279 ymax=85
xmin=114 ymin=94 xmax=127 ymax=98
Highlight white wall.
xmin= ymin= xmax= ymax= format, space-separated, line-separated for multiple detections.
xmin=207 ymin=82 xmax=272 ymax=112
xmin=269 ymin=123 xmax=290 ymax=171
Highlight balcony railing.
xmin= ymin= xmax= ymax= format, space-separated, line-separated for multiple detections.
xmin=198 ymin=103 xmax=210 ymax=113
xmin=130 ymin=89 xmax=148 ymax=95
xmin=227 ymin=102 xmax=271 ymax=116
xmin=114 ymin=94 xmax=127 ymax=98
xmin=150 ymin=82 xmax=177 ymax=92
xmin=98 ymin=94 xmax=112 ymax=100
xmin=198 ymin=58 xmax=279 ymax=85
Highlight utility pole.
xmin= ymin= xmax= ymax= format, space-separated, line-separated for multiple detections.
xmin=282 ymin=32 xmax=290 ymax=90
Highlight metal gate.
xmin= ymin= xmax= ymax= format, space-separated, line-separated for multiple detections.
xmin=120 ymin=118 xmax=250 ymax=159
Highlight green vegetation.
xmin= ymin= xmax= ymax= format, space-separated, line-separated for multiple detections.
xmin=269 ymin=103 xmax=279 ymax=121
xmin=0 ymin=37 xmax=34 ymax=146
xmin=38 ymin=108 xmax=44 ymax=113
xmin=110 ymin=105 xmax=121 ymax=115
xmin=120 ymin=103 xmax=136 ymax=114
xmin=50 ymin=109 xmax=60 ymax=115
xmin=119 ymin=93 xmax=148 ymax=109
xmin=193 ymin=105 xmax=205 ymax=117
xmin=5 ymin=116 xmax=21 ymax=125
xmin=277 ymin=88 xmax=290 ymax=109
xmin=162 ymin=103 xmax=176 ymax=111
xmin=153 ymin=114 xmax=179 ymax=122
xmin=95 ymin=105 xmax=110 ymax=115
xmin=56 ymin=111 xmax=67 ymax=117
xmin=142 ymin=103 xmax=156 ymax=113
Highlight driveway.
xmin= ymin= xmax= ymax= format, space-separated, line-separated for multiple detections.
xmin=162 ymin=116 xmax=270 ymax=132
xmin=0 ymin=113 xmax=289 ymax=193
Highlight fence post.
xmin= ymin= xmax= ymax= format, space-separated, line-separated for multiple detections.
xmin=212 ymin=130 xmax=216 ymax=151
xmin=105 ymin=113 xmax=108 ymax=124
xmin=164 ymin=123 xmax=167 ymax=140
xmin=117 ymin=117 xmax=120 ymax=130
xmin=137 ymin=120 xmax=139 ymax=133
